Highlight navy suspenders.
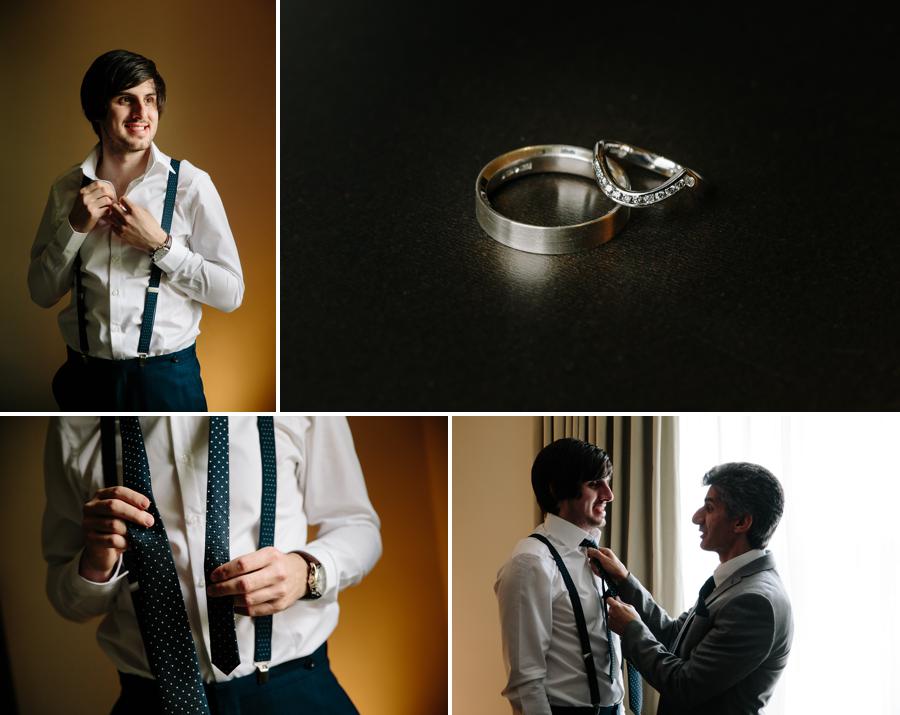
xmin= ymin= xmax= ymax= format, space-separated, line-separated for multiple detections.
xmin=254 ymin=416 xmax=277 ymax=682
xmin=137 ymin=159 xmax=180 ymax=358
xmin=529 ymin=533 xmax=603 ymax=710
xmin=75 ymin=160 xmax=180 ymax=358
xmin=100 ymin=417 xmax=279 ymax=681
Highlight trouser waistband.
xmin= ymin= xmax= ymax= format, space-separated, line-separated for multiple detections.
xmin=117 ymin=642 xmax=330 ymax=703
xmin=550 ymin=704 xmax=621 ymax=715
xmin=67 ymin=342 xmax=198 ymax=366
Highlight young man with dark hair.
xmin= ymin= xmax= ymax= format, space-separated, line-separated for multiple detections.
xmin=588 ymin=462 xmax=793 ymax=715
xmin=29 ymin=49 xmax=243 ymax=410
xmin=496 ymin=438 xmax=626 ymax=715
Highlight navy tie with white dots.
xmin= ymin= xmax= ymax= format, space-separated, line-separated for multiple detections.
xmin=205 ymin=416 xmax=240 ymax=675
xmin=581 ymin=538 xmax=643 ymax=715
xmin=119 ymin=417 xmax=211 ymax=714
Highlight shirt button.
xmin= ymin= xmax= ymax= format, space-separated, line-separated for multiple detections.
xmin=111 ymin=256 xmax=120 ymax=264
xmin=197 ymin=577 xmax=205 ymax=588
xmin=111 ymin=289 xmax=119 ymax=296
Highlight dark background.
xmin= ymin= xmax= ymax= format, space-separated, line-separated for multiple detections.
xmin=281 ymin=3 xmax=900 ymax=409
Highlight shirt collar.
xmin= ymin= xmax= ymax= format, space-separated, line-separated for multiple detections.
xmin=713 ymin=548 xmax=768 ymax=586
xmin=544 ymin=513 xmax=602 ymax=551
xmin=78 ymin=141 xmax=174 ymax=181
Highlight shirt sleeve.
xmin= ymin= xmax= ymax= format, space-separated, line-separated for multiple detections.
xmin=621 ymin=592 xmax=777 ymax=709
xmin=42 ymin=417 xmax=129 ymax=622
xmin=293 ymin=417 xmax=382 ymax=599
xmin=153 ymin=170 xmax=244 ymax=313
xmin=28 ymin=178 xmax=88 ymax=308
xmin=495 ymin=553 xmax=554 ymax=715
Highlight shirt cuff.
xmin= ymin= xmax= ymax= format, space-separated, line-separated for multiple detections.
xmin=58 ymin=220 xmax=89 ymax=261
xmin=154 ymin=239 xmax=190 ymax=273
xmin=71 ymin=550 xmax=127 ymax=591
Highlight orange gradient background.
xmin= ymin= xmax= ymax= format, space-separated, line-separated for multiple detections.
xmin=0 ymin=1 xmax=275 ymax=410
xmin=0 ymin=416 xmax=448 ymax=714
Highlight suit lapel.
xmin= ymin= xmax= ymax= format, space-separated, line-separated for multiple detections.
xmin=672 ymin=553 xmax=777 ymax=656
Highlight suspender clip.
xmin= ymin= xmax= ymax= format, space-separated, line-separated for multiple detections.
xmin=138 ymin=352 xmax=148 ymax=365
xmin=255 ymin=661 xmax=270 ymax=684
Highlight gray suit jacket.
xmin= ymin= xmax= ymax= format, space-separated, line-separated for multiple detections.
xmin=618 ymin=553 xmax=792 ymax=715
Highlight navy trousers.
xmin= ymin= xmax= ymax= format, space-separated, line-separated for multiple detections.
xmin=110 ymin=643 xmax=358 ymax=715
xmin=52 ymin=343 xmax=207 ymax=412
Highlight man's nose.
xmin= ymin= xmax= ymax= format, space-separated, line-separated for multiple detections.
xmin=600 ymin=481 xmax=614 ymax=501
xmin=692 ymin=507 xmax=704 ymax=525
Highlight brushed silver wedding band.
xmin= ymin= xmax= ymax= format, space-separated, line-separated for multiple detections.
xmin=475 ymin=144 xmax=631 ymax=255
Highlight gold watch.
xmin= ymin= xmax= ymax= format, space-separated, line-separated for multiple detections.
xmin=297 ymin=551 xmax=324 ymax=600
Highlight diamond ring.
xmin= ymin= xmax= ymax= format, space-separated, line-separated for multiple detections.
xmin=592 ymin=140 xmax=704 ymax=207
xmin=475 ymin=144 xmax=631 ymax=254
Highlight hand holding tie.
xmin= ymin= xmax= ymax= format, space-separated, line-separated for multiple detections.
xmin=585 ymin=546 xmax=629 ymax=583
xmin=207 ymin=546 xmax=309 ymax=617
xmin=606 ymin=596 xmax=640 ymax=634
xmin=79 ymin=485 xmax=154 ymax=582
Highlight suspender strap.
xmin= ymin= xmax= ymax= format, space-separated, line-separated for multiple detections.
xmin=100 ymin=417 xmax=117 ymax=488
xmin=529 ymin=534 xmax=602 ymax=708
xmin=137 ymin=159 xmax=180 ymax=357
xmin=75 ymin=174 xmax=94 ymax=355
xmin=99 ymin=417 xmax=139 ymax=584
xmin=254 ymin=416 xmax=277 ymax=678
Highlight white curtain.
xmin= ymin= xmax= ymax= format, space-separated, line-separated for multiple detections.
xmin=678 ymin=414 xmax=900 ymax=715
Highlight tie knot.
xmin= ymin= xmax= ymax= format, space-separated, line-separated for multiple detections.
xmin=699 ymin=575 xmax=716 ymax=600
xmin=580 ymin=538 xmax=599 ymax=550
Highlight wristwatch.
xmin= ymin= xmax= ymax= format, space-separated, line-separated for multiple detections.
xmin=296 ymin=551 xmax=325 ymax=600
xmin=151 ymin=233 xmax=172 ymax=263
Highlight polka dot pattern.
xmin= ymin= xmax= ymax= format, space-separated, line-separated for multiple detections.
xmin=254 ymin=416 xmax=277 ymax=663
xmin=204 ymin=416 xmax=240 ymax=675
xmin=119 ymin=417 xmax=211 ymax=714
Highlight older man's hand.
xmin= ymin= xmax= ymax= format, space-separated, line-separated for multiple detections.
xmin=606 ymin=596 xmax=640 ymax=635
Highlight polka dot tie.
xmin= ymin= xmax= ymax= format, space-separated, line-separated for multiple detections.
xmin=205 ymin=416 xmax=240 ymax=675
xmin=119 ymin=417 xmax=211 ymax=714
xmin=581 ymin=538 xmax=643 ymax=715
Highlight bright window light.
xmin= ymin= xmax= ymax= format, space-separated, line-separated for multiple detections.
xmin=678 ymin=414 xmax=900 ymax=715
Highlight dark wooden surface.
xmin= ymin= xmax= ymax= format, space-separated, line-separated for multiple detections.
xmin=281 ymin=4 xmax=900 ymax=409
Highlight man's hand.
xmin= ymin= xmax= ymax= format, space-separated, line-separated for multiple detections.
xmin=69 ymin=180 xmax=116 ymax=233
xmin=606 ymin=596 xmax=640 ymax=635
xmin=585 ymin=546 xmax=629 ymax=583
xmin=108 ymin=195 xmax=167 ymax=253
xmin=80 ymin=486 xmax=154 ymax=582
xmin=207 ymin=546 xmax=308 ymax=617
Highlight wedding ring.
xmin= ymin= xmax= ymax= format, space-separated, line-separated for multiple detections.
xmin=592 ymin=140 xmax=705 ymax=207
xmin=475 ymin=144 xmax=631 ymax=254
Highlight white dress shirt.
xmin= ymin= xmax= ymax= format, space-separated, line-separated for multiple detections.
xmin=713 ymin=548 xmax=767 ymax=587
xmin=29 ymin=143 xmax=244 ymax=359
xmin=42 ymin=416 xmax=382 ymax=683
xmin=495 ymin=513 xmax=624 ymax=715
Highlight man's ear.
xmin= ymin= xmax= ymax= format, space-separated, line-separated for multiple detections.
xmin=733 ymin=513 xmax=753 ymax=535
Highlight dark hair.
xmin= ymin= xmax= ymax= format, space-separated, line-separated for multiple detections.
xmin=80 ymin=50 xmax=166 ymax=138
xmin=703 ymin=462 xmax=784 ymax=549
xmin=531 ymin=438 xmax=612 ymax=516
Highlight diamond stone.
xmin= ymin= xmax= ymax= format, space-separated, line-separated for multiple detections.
xmin=685 ymin=175 xmax=696 ymax=187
